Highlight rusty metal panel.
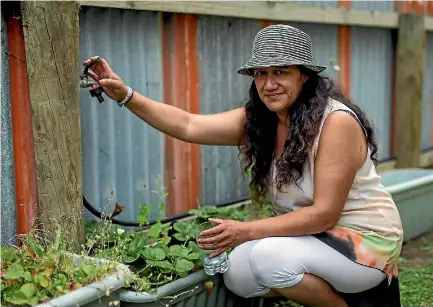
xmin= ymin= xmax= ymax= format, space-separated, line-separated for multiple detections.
xmin=350 ymin=27 xmax=393 ymax=160
xmin=79 ymin=7 xmax=165 ymax=223
xmin=1 ymin=10 xmax=17 ymax=245
xmin=197 ymin=15 xmax=261 ymax=205
xmin=422 ymin=32 xmax=433 ymax=150
xmin=352 ymin=1 xmax=394 ymax=12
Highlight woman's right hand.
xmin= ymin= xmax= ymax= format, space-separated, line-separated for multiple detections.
xmin=82 ymin=56 xmax=129 ymax=102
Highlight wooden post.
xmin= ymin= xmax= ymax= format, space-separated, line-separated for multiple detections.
xmin=21 ymin=1 xmax=83 ymax=249
xmin=394 ymin=13 xmax=425 ymax=168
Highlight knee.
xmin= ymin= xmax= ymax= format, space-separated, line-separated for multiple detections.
xmin=223 ymin=265 xmax=246 ymax=297
xmin=223 ymin=254 xmax=253 ymax=298
xmin=249 ymin=237 xmax=304 ymax=287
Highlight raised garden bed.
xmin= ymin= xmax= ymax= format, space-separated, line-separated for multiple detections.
xmin=119 ymin=269 xmax=264 ymax=307
xmin=380 ymin=168 xmax=433 ymax=242
xmin=84 ymin=204 xmax=269 ymax=307
xmin=1 ymin=230 xmax=131 ymax=307
xmin=35 ymin=254 xmax=131 ymax=307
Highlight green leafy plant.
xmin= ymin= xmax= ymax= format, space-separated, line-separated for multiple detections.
xmin=84 ymin=202 xmax=249 ymax=294
xmin=188 ymin=205 xmax=248 ymax=222
xmin=0 ymin=228 xmax=118 ymax=306
xmin=1 ymin=175 xmax=271 ymax=305
xmin=248 ymin=186 xmax=274 ymax=220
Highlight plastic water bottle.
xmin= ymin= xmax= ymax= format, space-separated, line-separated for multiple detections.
xmin=195 ymin=221 xmax=230 ymax=275
xmin=203 ymin=251 xmax=229 ymax=275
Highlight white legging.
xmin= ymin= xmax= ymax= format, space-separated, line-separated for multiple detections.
xmin=223 ymin=235 xmax=386 ymax=298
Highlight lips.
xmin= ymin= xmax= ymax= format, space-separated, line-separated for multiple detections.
xmin=265 ymin=93 xmax=283 ymax=99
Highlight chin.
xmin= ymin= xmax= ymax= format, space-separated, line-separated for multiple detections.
xmin=264 ymin=100 xmax=291 ymax=113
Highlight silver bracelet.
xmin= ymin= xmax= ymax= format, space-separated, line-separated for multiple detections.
xmin=117 ymin=86 xmax=133 ymax=107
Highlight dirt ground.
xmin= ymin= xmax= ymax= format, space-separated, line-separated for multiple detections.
xmin=400 ymin=229 xmax=433 ymax=266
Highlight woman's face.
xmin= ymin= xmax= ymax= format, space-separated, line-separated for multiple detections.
xmin=253 ymin=65 xmax=308 ymax=118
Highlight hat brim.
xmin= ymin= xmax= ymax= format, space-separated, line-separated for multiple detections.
xmin=236 ymin=55 xmax=326 ymax=76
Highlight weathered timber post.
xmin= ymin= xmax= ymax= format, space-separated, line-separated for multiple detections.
xmin=21 ymin=1 xmax=84 ymax=249
xmin=394 ymin=13 xmax=426 ymax=168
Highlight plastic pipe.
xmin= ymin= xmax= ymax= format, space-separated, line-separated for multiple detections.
xmin=6 ymin=2 xmax=38 ymax=234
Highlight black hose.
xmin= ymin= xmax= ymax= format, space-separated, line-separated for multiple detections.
xmin=82 ymin=196 xmax=248 ymax=227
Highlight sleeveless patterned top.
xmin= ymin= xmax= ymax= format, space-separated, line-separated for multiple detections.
xmin=268 ymin=98 xmax=404 ymax=285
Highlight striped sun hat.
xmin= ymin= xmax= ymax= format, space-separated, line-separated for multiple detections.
xmin=237 ymin=24 xmax=326 ymax=76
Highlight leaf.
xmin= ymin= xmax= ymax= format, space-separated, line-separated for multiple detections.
xmin=0 ymin=247 xmax=19 ymax=262
xmin=187 ymin=241 xmax=201 ymax=254
xmin=170 ymin=245 xmax=190 ymax=258
xmin=137 ymin=203 xmax=153 ymax=225
xmin=154 ymin=261 xmax=174 ymax=270
xmin=172 ymin=233 xmax=187 ymax=242
xmin=6 ymin=263 xmax=24 ymax=279
xmin=161 ymin=224 xmax=172 ymax=236
xmin=55 ymin=273 xmax=67 ymax=286
xmin=136 ymin=215 xmax=148 ymax=225
xmin=186 ymin=253 xmax=200 ymax=260
xmin=23 ymin=271 xmax=33 ymax=282
xmin=128 ymin=235 xmax=147 ymax=253
xmin=28 ymin=296 xmax=39 ymax=306
xmin=173 ymin=221 xmax=191 ymax=234
xmin=123 ymin=253 xmax=140 ymax=264
xmin=175 ymin=259 xmax=194 ymax=273
xmin=142 ymin=247 xmax=166 ymax=261
xmin=28 ymin=237 xmax=45 ymax=258
xmin=38 ymin=274 xmax=49 ymax=288
xmin=148 ymin=222 xmax=162 ymax=239
xmin=158 ymin=202 xmax=166 ymax=214
xmin=160 ymin=236 xmax=171 ymax=246
xmin=40 ymin=266 xmax=54 ymax=277
xmin=20 ymin=283 xmax=37 ymax=299
xmin=81 ymin=264 xmax=94 ymax=276
xmin=4 ymin=291 xmax=28 ymax=305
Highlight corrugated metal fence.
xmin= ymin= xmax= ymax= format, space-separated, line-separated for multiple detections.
xmin=2 ymin=5 xmax=432 ymax=231
xmin=78 ymin=7 xmax=433 ymax=221
xmin=1 ymin=10 xmax=17 ymax=245
xmin=197 ymin=15 xmax=260 ymax=206
xmin=79 ymin=8 xmax=165 ymax=222
xmin=350 ymin=27 xmax=393 ymax=160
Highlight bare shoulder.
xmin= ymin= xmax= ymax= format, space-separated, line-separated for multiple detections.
xmin=322 ymin=110 xmax=365 ymax=138
xmin=316 ymin=110 xmax=367 ymax=168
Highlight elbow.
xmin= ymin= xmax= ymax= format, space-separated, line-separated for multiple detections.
xmin=314 ymin=209 xmax=339 ymax=232
xmin=322 ymin=219 xmax=338 ymax=231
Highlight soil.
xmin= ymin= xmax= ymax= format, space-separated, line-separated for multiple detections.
xmin=400 ymin=229 xmax=433 ymax=267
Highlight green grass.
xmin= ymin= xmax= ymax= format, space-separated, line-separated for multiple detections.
xmin=399 ymin=260 xmax=433 ymax=307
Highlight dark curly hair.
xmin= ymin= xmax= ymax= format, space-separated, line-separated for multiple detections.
xmin=239 ymin=66 xmax=378 ymax=195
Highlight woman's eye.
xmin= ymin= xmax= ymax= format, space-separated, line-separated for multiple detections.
xmin=276 ymin=70 xmax=288 ymax=75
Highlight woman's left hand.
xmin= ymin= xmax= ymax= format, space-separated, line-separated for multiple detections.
xmin=197 ymin=218 xmax=250 ymax=257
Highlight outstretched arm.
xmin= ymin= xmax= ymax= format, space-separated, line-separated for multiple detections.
xmin=83 ymin=56 xmax=247 ymax=146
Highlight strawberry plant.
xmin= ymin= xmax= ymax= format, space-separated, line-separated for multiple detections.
xmin=0 ymin=228 xmax=118 ymax=306
xmin=84 ymin=203 xmax=249 ymax=294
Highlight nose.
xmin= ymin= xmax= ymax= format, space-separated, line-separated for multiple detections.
xmin=264 ymin=75 xmax=278 ymax=91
